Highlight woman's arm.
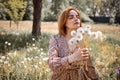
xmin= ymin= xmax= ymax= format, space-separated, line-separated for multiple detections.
xmin=48 ymin=35 xmax=70 ymax=72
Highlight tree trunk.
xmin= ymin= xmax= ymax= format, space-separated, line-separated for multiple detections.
xmin=32 ymin=0 xmax=42 ymax=36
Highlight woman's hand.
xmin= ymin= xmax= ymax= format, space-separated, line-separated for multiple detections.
xmin=68 ymin=48 xmax=89 ymax=63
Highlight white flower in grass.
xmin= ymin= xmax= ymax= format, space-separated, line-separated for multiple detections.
xmin=24 ymin=65 xmax=27 ymax=68
xmin=8 ymin=43 xmax=11 ymax=46
xmin=0 ymin=59 xmax=3 ymax=63
xmin=43 ymin=57 xmax=48 ymax=61
xmin=4 ymin=61 xmax=8 ymax=64
xmin=39 ymin=61 xmax=42 ymax=64
xmin=27 ymin=57 xmax=31 ymax=61
xmin=35 ymin=56 xmax=39 ymax=59
xmin=32 ymin=38 xmax=35 ymax=41
xmin=71 ymin=30 xmax=77 ymax=37
xmin=34 ymin=65 xmax=38 ymax=69
xmin=21 ymin=61 xmax=24 ymax=64
xmin=40 ymin=48 xmax=43 ymax=51
xmin=24 ymin=58 xmax=27 ymax=61
xmin=5 ymin=41 xmax=8 ymax=44
xmin=32 ymin=44 xmax=35 ymax=47
xmin=77 ymin=27 xmax=84 ymax=35
xmin=1 ymin=56 xmax=6 ymax=60
xmin=97 ymin=31 xmax=103 ymax=38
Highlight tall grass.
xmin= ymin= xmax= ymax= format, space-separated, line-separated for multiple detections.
xmin=0 ymin=24 xmax=120 ymax=80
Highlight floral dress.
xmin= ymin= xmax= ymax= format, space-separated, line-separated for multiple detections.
xmin=48 ymin=34 xmax=99 ymax=80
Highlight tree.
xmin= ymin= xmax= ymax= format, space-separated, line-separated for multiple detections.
xmin=0 ymin=0 xmax=27 ymax=30
xmin=32 ymin=0 xmax=42 ymax=36
xmin=50 ymin=0 xmax=69 ymax=20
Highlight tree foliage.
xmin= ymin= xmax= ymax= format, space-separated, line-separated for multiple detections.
xmin=0 ymin=0 xmax=27 ymax=27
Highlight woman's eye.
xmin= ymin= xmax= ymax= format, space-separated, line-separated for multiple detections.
xmin=68 ymin=15 xmax=80 ymax=19
xmin=68 ymin=16 xmax=73 ymax=19
xmin=76 ymin=15 xmax=80 ymax=18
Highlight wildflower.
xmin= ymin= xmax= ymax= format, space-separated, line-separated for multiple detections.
xmin=1 ymin=56 xmax=6 ymax=60
xmin=32 ymin=44 xmax=35 ymax=47
xmin=0 ymin=59 xmax=3 ymax=63
xmin=34 ymin=65 xmax=38 ymax=69
xmin=5 ymin=41 xmax=8 ymax=44
xmin=39 ymin=61 xmax=42 ymax=64
xmin=21 ymin=61 xmax=24 ymax=64
xmin=40 ymin=48 xmax=43 ymax=51
xmin=32 ymin=38 xmax=35 ymax=41
xmin=4 ymin=61 xmax=9 ymax=64
xmin=116 ymin=67 xmax=120 ymax=74
xmin=24 ymin=65 xmax=27 ymax=68
xmin=8 ymin=42 xmax=11 ymax=46
xmin=43 ymin=57 xmax=48 ymax=61
xmin=27 ymin=57 xmax=31 ymax=61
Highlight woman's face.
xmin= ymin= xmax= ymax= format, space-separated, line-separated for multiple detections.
xmin=65 ymin=10 xmax=81 ymax=30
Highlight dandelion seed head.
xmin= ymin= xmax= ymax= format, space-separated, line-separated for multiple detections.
xmin=39 ymin=61 xmax=42 ymax=64
xmin=5 ymin=41 xmax=8 ymax=44
xmin=75 ymin=33 xmax=83 ymax=41
xmin=21 ymin=61 xmax=24 ymax=64
xmin=24 ymin=65 xmax=27 ymax=68
xmin=77 ymin=27 xmax=84 ymax=35
xmin=8 ymin=43 xmax=11 ymax=46
xmin=40 ymin=48 xmax=43 ymax=51
xmin=34 ymin=65 xmax=38 ymax=69
xmin=85 ymin=25 xmax=91 ymax=30
xmin=0 ymin=59 xmax=3 ymax=63
xmin=32 ymin=38 xmax=35 ymax=41
xmin=32 ymin=44 xmax=35 ymax=47
xmin=71 ymin=30 xmax=77 ymax=37
xmin=1 ymin=56 xmax=6 ymax=60
xmin=90 ymin=32 xmax=98 ymax=39
xmin=4 ymin=61 xmax=8 ymax=64
xmin=97 ymin=31 xmax=102 ymax=37
xmin=68 ymin=38 xmax=78 ymax=45
xmin=43 ymin=57 xmax=48 ymax=61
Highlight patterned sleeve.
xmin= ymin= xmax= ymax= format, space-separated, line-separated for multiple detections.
xmin=48 ymin=35 xmax=69 ymax=72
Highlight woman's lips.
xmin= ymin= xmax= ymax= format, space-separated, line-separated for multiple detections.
xmin=74 ymin=22 xmax=79 ymax=25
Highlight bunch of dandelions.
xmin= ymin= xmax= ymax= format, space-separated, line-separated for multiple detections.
xmin=68 ymin=25 xmax=104 ymax=76
xmin=68 ymin=25 xmax=104 ymax=47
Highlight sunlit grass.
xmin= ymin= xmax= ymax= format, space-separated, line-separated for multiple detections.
xmin=0 ymin=21 xmax=120 ymax=80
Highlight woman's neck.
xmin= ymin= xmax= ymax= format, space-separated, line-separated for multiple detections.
xmin=65 ymin=29 xmax=74 ymax=40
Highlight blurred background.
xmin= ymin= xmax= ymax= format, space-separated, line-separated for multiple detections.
xmin=0 ymin=0 xmax=120 ymax=24
xmin=0 ymin=0 xmax=120 ymax=80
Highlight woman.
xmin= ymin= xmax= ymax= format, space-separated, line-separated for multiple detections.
xmin=48 ymin=7 xmax=99 ymax=80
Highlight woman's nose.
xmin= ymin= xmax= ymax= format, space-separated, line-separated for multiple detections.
xmin=74 ymin=16 xmax=78 ymax=21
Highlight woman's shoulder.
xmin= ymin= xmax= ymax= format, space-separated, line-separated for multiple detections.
xmin=50 ymin=34 xmax=63 ymax=40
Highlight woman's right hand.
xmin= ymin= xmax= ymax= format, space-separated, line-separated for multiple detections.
xmin=68 ymin=48 xmax=89 ymax=63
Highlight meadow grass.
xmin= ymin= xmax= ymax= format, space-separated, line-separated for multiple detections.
xmin=0 ymin=21 xmax=120 ymax=80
